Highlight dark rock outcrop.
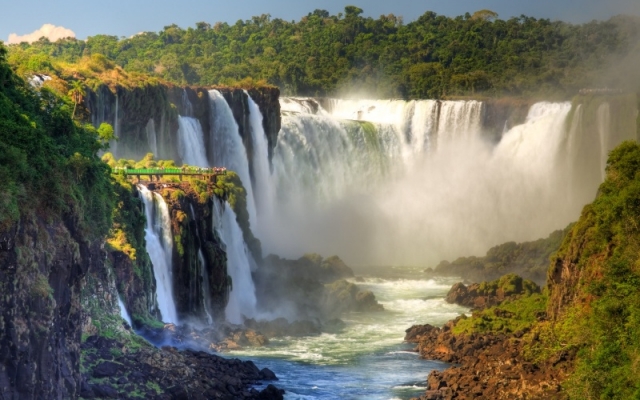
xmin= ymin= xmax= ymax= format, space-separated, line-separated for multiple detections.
xmin=254 ymin=253 xmax=381 ymax=323
xmin=81 ymin=336 xmax=284 ymax=400
xmin=85 ymin=83 xmax=281 ymax=176
xmin=0 ymin=215 xmax=102 ymax=399
xmin=155 ymin=183 xmax=230 ymax=323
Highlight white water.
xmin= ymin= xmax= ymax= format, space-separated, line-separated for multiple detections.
xmin=145 ymin=118 xmax=158 ymax=157
xmin=199 ymin=249 xmax=214 ymax=325
xmin=208 ymin=90 xmax=258 ymax=232
xmin=177 ymin=116 xmax=209 ymax=167
xmin=182 ymin=88 xmax=194 ymax=117
xmin=233 ymin=267 xmax=467 ymax=399
xmin=212 ymin=199 xmax=257 ymax=325
xmin=263 ymin=98 xmax=625 ymax=266
xmin=245 ymin=91 xmax=275 ymax=233
xmin=118 ymin=296 xmax=133 ymax=326
xmin=139 ymin=185 xmax=178 ymax=324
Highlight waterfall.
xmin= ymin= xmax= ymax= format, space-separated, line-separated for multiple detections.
xmin=199 ymin=250 xmax=214 ymax=325
xmin=245 ymin=91 xmax=274 ymax=228
xmin=110 ymin=93 xmax=120 ymax=155
xmin=139 ymin=185 xmax=178 ymax=324
xmin=182 ymin=89 xmax=194 ymax=117
xmin=597 ymin=103 xmax=611 ymax=181
xmin=177 ymin=116 xmax=209 ymax=167
xmin=265 ymin=98 xmax=627 ymax=266
xmin=207 ymin=90 xmax=258 ymax=230
xmin=118 ymin=296 xmax=133 ymax=326
xmin=145 ymin=118 xmax=158 ymax=156
xmin=212 ymin=199 xmax=257 ymax=325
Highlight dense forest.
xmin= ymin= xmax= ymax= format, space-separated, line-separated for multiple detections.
xmin=0 ymin=43 xmax=113 ymax=237
xmin=6 ymin=6 xmax=640 ymax=98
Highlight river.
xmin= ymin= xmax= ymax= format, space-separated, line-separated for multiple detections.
xmin=229 ymin=266 xmax=467 ymax=399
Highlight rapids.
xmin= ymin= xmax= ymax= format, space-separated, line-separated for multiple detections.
xmin=232 ymin=267 xmax=467 ymax=399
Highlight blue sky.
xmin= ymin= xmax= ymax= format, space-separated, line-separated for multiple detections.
xmin=2 ymin=0 xmax=640 ymax=43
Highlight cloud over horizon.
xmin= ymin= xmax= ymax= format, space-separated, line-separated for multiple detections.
xmin=7 ymin=24 xmax=75 ymax=44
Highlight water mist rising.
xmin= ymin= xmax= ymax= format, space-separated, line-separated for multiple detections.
xmin=212 ymin=199 xmax=257 ymax=325
xmin=177 ymin=116 xmax=209 ymax=167
xmin=264 ymin=98 xmax=631 ymax=267
xmin=139 ymin=186 xmax=178 ymax=324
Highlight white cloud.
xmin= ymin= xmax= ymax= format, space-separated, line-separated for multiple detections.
xmin=7 ymin=24 xmax=75 ymax=45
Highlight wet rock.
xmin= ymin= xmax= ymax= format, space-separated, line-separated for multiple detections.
xmin=260 ymin=368 xmax=278 ymax=381
xmin=91 ymin=384 xmax=120 ymax=398
xmin=257 ymin=384 xmax=285 ymax=400
xmin=92 ymin=361 xmax=122 ymax=378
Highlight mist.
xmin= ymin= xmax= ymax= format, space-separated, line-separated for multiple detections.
xmin=257 ymin=98 xmax=635 ymax=267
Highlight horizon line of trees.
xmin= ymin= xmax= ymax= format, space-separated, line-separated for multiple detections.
xmin=6 ymin=6 xmax=640 ymax=99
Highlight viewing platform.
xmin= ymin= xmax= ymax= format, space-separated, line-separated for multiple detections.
xmin=114 ymin=167 xmax=227 ymax=181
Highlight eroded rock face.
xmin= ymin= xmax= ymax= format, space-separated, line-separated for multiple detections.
xmin=254 ymin=254 xmax=380 ymax=322
xmin=85 ymin=84 xmax=281 ymax=173
xmin=152 ymin=183 xmax=230 ymax=323
xmin=0 ymin=215 xmax=102 ymax=399
xmin=406 ymin=320 xmax=572 ymax=400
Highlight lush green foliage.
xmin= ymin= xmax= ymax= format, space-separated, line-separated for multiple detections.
xmin=8 ymin=8 xmax=640 ymax=98
xmin=453 ymin=292 xmax=547 ymax=335
xmin=534 ymin=141 xmax=640 ymax=398
xmin=475 ymin=273 xmax=540 ymax=297
xmin=0 ymin=42 xmax=113 ymax=238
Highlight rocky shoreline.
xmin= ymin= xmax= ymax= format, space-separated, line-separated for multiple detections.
xmin=406 ymin=277 xmax=572 ymax=400
xmin=80 ymin=335 xmax=283 ymax=399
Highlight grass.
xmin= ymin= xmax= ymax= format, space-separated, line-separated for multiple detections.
xmin=453 ymin=292 xmax=547 ymax=335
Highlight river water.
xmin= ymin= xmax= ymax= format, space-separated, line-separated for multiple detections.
xmin=229 ymin=266 xmax=468 ymax=399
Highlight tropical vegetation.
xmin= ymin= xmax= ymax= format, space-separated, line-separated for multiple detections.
xmin=6 ymin=7 xmax=640 ymax=98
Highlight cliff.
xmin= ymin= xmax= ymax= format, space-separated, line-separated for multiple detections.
xmin=0 ymin=215 xmax=105 ymax=399
xmin=153 ymin=182 xmax=231 ymax=322
xmin=84 ymin=83 xmax=281 ymax=175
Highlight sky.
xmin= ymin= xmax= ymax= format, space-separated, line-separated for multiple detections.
xmin=2 ymin=0 xmax=640 ymax=43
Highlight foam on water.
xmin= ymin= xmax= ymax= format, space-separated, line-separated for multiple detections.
xmin=232 ymin=273 xmax=467 ymax=398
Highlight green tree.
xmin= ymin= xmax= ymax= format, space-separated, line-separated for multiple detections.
xmin=68 ymin=80 xmax=84 ymax=119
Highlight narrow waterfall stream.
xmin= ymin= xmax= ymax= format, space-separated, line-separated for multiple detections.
xmin=139 ymin=185 xmax=178 ymax=324
xmin=212 ymin=199 xmax=258 ymax=325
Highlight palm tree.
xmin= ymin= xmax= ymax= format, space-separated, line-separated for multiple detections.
xmin=68 ymin=80 xmax=84 ymax=119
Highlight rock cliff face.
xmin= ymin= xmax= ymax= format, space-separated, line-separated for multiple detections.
xmin=154 ymin=182 xmax=230 ymax=322
xmin=85 ymin=84 xmax=281 ymax=172
xmin=0 ymin=214 xmax=103 ymax=399
xmin=405 ymin=321 xmax=571 ymax=400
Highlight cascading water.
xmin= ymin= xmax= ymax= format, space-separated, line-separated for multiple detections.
xmin=199 ymin=250 xmax=214 ymax=325
xmin=177 ymin=116 xmax=209 ymax=167
xmin=212 ymin=199 xmax=257 ymax=325
xmin=182 ymin=88 xmax=194 ymax=117
xmin=145 ymin=118 xmax=158 ymax=156
xmin=208 ymin=90 xmax=258 ymax=231
xmin=139 ymin=185 xmax=178 ymax=324
xmin=265 ymin=97 xmax=632 ymax=266
xmin=118 ymin=296 xmax=133 ymax=326
xmin=245 ymin=91 xmax=274 ymax=229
